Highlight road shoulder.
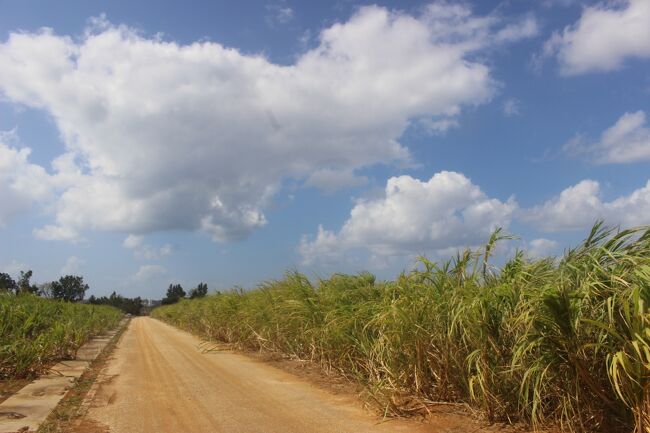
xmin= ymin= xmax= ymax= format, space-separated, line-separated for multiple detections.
xmin=0 ymin=319 xmax=129 ymax=433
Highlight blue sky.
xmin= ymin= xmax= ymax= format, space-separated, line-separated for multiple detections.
xmin=0 ymin=0 xmax=648 ymax=298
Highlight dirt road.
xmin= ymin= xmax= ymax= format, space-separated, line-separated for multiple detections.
xmin=83 ymin=317 xmax=439 ymax=433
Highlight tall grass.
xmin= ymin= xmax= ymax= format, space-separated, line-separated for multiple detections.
xmin=153 ymin=223 xmax=650 ymax=433
xmin=0 ymin=294 xmax=121 ymax=379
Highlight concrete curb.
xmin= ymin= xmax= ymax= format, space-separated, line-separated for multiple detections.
xmin=0 ymin=319 xmax=129 ymax=433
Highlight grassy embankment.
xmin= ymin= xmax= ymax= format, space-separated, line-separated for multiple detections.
xmin=153 ymin=223 xmax=650 ymax=433
xmin=0 ymin=294 xmax=121 ymax=379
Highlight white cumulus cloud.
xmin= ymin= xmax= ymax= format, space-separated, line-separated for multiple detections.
xmin=266 ymin=2 xmax=294 ymax=26
xmin=564 ymin=111 xmax=650 ymax=163
xmin=526 ymin=238 xmax=559 ymax=259
xmin=0 ymin=5 xmax=536 ymax=242
xmin=60 ymin=256 xmax=84 ymax=275
xmin=0 ymin=132 xmax=52 ymax=227
xmin=134 ymin=264 xmax=167 ymax=281
xmin=300 ymin=171 xmax=517 ymax=264
xmin=123 ymin=234 xmax=173 ymax=260
xmin=304 ymin=168 xmax=368 ymax=193
xmin=301 ymin=174 xmax=650 ymax=265
xmin=542 ymin=0 xmax=650 ymax=75
xmin=524 ymin=179 xmax=650 ymax=231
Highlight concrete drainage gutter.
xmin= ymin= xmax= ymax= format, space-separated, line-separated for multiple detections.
xmin=0 ymin=318 xmax=129 ymax=433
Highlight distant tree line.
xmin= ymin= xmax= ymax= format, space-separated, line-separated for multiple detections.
xmin=0 ymin=270 xmax=145 ymax=314
xmin=0 ymin=270 xmax=87 ymax=301
xmin=88 ymin=292 xmax=144 ymax=315
xmin=1 ymin=269 xmax=209 ymax=311
xmin=161 ymin=282 xmax=208 ymax=305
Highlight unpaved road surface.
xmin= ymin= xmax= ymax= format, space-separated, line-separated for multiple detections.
xmin=83 ymin=317 xmax=440 ymax=433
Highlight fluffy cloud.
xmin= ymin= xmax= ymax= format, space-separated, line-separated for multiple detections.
xmin=301 ymin=173 xmax=650 ymax=265
xmin=303 ymin=168 xmax=368 ymax=193
xmin=564 ymin=111 xmax=650 ymax=163
xmin=134 ymin=264 xmax=167 ymax=281
xmin=33 ymin=225 xmax=80 ymax=241
xmin=0 ymin=5 xmax=535 ymax=242
xmin=526 ymin=238 xmax=559 ymax=259
xmin=60 ymin=256 xmax=83 ymax=275
xmin=421 ymin=4 xmax=538 ymax=47
xmin=123 ymin=234 xmax=172 ymax=260
xmin=300 ymin=171 xmax=517 ymax=264
xmin=524 ymin=179 xmax=650 ymax=231
xmin=266 ymin=2 xmax=294 ymax=26
xmin=542 ymin=0 xmax=650 ymax=75
xmin=0 ymin=132 xmax=52 ymax=227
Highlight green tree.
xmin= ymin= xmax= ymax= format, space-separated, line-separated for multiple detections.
xmin=189 ymin=282 xmax=208 ymax=299
xmin=162 ymin=283 xmax=185 ymax=305
xmin=50 ymin=275 xmax=89 ymax=302
xmin=17 ymin=270 xmax=38 ymax=295
xmin=0 ymin=273 xmax=17 ymax=293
